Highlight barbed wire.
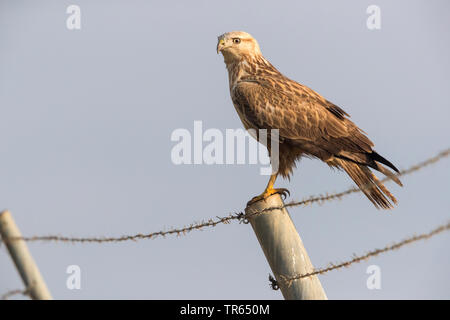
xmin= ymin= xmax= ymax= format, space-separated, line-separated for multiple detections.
xmin=1 ymin=288 xmax=30 ymax=300
xmin=2 ymin=148 xmax=447 ymax=245
xmin=1 ymin=215 xmax=239 ymax=244
xmin=280 ymin=220 xmax=450 ymax=286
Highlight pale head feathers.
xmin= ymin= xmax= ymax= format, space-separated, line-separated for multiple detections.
xmin=217 ymin=31 xmax=262 ymax=64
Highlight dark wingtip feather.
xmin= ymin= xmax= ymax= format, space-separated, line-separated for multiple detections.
xmin=371 ymin=151 xmax=399 ymax=173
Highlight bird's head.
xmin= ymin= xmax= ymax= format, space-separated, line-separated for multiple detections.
xmin=217 ymin=31 xmax=262 ymax=64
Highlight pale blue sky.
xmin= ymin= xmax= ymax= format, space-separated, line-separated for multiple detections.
xmin=1 ymin=0 xmax=449 ymax=299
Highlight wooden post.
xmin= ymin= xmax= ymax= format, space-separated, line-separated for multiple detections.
xmin=0 ymin=210 xmax=52 ymax=300
xmin=245 ymin=194 xmax=327 ymax=300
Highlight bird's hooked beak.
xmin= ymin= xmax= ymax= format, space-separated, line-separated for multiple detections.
xmin=217 ymin=38 xmax=225 ymax=54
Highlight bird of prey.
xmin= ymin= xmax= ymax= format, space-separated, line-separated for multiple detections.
xmin=217 ymin=31 xmax=402 ymax=209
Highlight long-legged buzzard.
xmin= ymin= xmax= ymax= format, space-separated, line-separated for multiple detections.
xmin=217 ymin=31 xmax=402 ymax=209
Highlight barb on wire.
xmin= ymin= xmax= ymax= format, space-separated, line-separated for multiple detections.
xmin=1 ymin=288 xmax=30 ymax=300
xmin=0 ymin=148 xmax=448 ymax=244
xmin=268 ymin=274 xmax=279 ymax=291
xmin=280 ymin=220 xmax=450 ymax=286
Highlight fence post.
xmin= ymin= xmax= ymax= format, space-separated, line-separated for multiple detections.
xmin=245 ymin=194 xmax=327 ymax=300
xmin=0 ymin=210 xmax=53 ymax=300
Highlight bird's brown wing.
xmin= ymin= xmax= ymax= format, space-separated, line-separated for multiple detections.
xmin=231 ymin=76 xmax=374 ymax=160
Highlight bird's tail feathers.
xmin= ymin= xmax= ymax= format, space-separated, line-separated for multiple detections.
xmin=335 ymin=151 xmax=403 ymax=187
xmin=336 ymin=159 xmax=397 ymax=209
xmin=374 ymin=163 xmax=403 ymax=187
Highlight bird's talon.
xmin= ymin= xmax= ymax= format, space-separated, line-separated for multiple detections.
xmin=247 ymin=188 xmax=291 ymax=206
xmin=275 ymin=188 xmax=290 ymax=200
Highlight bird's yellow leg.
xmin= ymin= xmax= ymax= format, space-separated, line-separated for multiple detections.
xmin=247 ymin=174 xmax=290 ymax=206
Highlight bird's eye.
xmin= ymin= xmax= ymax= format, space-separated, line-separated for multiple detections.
xmin=233 ymin=38 xmax=241 ymax=44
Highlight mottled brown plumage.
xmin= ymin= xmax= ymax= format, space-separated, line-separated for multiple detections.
xmin=217 ymin=31 xmax=401 ymax=209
